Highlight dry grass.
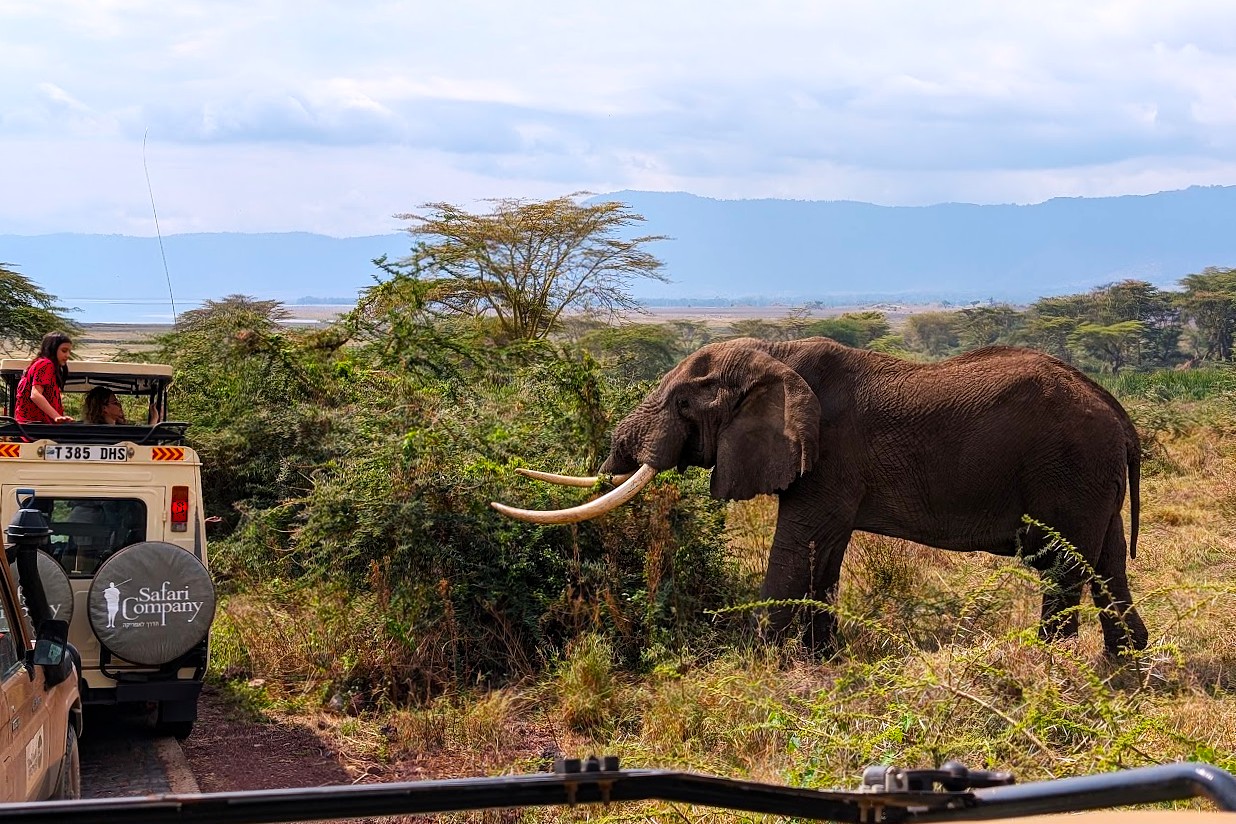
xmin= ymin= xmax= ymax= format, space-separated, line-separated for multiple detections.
xmin=208 ymin=387 xmax=1236 ymax=821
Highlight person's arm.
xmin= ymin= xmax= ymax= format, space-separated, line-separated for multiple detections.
xmin=29 ymin=383 xmax=72 ymax=423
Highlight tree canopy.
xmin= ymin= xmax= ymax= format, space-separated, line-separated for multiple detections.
xmin=393 ymin=193 xmax=669 ymax=342
xmin=1177 ymin=267 xmax=1236 ymax=361
xmin=0 ymin=264 xmax=79 ymax=353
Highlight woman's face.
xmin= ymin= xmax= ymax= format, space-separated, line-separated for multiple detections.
xmin=103 ymin=395 xmax=125 ymax=424
xmin=55 ymin=342 xmax=72 ymax=366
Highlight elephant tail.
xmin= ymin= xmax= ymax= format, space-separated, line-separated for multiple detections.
xmin=1127 ymin=437 xmax=1140 ymax=560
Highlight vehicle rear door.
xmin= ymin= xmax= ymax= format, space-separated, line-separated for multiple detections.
xmin=0 ymin=485 xmax=164 ymax=667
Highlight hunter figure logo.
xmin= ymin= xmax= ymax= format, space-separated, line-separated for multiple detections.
xmin=105 ymin=579 xmax=205 ymax=629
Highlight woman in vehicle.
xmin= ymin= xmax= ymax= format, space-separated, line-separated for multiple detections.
xmin=83 ymin=387 xmax=127 ymax=424
xmin=83 ymin=385 xmax=162 ymax=426
xmin=15 ymin=331 xmax=74 ymax=424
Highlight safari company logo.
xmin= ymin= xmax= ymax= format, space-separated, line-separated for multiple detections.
xmin=101 ymin=579 xmax=206 ymax=630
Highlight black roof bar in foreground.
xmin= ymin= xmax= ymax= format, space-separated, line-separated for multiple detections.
xmin=1 ymin=760 xmax=1232 ymax=824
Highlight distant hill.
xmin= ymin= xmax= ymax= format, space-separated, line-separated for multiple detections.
xmin=3 ymin=186 xmax=1235 ymax=322
xmin=609 ymin=186 xmax=1236 ymax=306
xmin=0 ymin=232 xmax=413 ymax=323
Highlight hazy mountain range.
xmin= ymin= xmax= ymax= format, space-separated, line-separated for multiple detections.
xmin=3 ymin=185 xmax=1235 ymax=323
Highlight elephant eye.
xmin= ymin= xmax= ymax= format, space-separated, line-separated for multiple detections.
xmin=675 ymin=396 xmax=691 ymax=413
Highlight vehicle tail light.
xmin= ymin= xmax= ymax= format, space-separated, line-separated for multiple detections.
xmin=171 ymin=485 xmax=189 ymax=532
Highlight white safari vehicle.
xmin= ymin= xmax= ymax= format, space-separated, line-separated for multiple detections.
xmin=0 ymin=360 xmax=215 ymax=740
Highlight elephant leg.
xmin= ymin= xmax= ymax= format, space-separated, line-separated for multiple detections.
xmin=1025 ymin=521 xmax=1088 ymax=642
xmin=1039 ymin=572 xmax=1084 ymax=642
xmin=759 ymin=504 xmax=853 ymax=655
xmin=1091 ymin=512 xmax=1149 ymax=654
xmin=806 ymin=538 xmax=849 ymax=654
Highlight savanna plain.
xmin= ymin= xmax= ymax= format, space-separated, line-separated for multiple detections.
xmin=78 ymin=301 xmax=1236 ymax=821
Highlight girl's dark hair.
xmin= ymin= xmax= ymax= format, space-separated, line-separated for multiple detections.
xmin=36 ymin=331 xmax=72 ymax=389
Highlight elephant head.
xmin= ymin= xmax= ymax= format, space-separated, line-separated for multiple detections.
xmin=491 ymin=339 xmax=822 ymax=522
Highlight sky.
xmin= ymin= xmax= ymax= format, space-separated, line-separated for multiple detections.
xmin=4 ymin=0 xmax=1236 ymax=238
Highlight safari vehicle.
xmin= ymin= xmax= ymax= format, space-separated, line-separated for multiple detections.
xmin=0 ymin=360 xmax=215 ymax=740
xmin=0 ymin=488 xmax=83 ymax=801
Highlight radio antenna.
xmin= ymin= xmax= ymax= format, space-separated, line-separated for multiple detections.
xmin=143 ymin=129 xmax=178 ymax=322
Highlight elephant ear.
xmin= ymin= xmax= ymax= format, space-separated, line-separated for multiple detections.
xmin=712 ymin=351 xmax=821 ymax=500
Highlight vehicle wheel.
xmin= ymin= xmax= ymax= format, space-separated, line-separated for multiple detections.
xmin=50 ymin=725 xmax=81 ymax=800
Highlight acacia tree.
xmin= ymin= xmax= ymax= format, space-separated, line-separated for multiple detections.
xmin=903 ymin=311 xmax=961 ymax=357
xmin=955 ymin=304 xmax=1024 ymax=349
xmin=394 ymin=193 xmax=669 ymax=341
xmin=1068 ymin=320 xmax=1145 ymax=373
xmin=0 ymin=264 xmax=79 ymax=353
xmin=1177 ymin=267 xmax=1236 ymax=361
xmin=1020 ymin=281 xmax=1180 ymax=368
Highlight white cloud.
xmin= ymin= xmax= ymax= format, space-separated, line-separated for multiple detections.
xmin=3 ymin=0 xmax=1236 ymax=234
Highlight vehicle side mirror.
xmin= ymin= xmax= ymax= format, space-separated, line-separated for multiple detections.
xmin=29 ymin=619 xmax=73 ymax=687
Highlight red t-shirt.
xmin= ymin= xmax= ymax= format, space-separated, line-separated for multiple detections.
xmin=15 ymin=358 xmax=63 ymax=423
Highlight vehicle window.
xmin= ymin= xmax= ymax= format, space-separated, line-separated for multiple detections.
xmin=34 ymin=498 xmax=148 ymax=578
xmin=0 ymin=593 xmax=21 ymax=677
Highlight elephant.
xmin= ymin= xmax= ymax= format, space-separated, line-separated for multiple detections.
xmin=492 ymin=336 xmax=1149 ymax=656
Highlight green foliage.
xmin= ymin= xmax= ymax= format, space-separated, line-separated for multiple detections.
xmin=1101 ymin=365 xmax=1236 ymax=403
xmin=1068 ymin=320 xmax=1146 ymax=373
xmin=392 ymin=193 xmax=669 ymax=341
xmin=903 ymin=311 xmax=961 ymax=356
xmin=1099 ymin=367 xmax=1236 ymax=466
xmin=339 ymin=258 xmax=494 ymax=380
xmin=0 ymin=264 xmax=80 ymax=354
xmin=143 ymin=295 xmax=347 ymax=522
xmin=955 ymin=304 xmax=1025 ymax=349
xmin=801 ymin=311 xmax=891 ymax=347
xmin=1177 ymin=267 xmax=1236 ymax=362
xmin=780 ymin=634 xmax=1227 ymax=785
xmin=1018 ymin=281 xmax=1180 ymax=371
xmin=554 ymin=634 xmax=627 ymax=733
xmin=903 ymin=280 xmax=1192 ymax=369
xmin=728 ymin=318 xmax=789 ymax=341
xmin=723 ymin=311 xmax=893 ymax=349
xmin=576 ymin=323 xmax=682 ymax=382
xmin=212 ymin=347 xmax=737 ymax=692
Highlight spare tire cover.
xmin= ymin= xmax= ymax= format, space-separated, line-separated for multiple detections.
xmin=9 ymin=550 xmax=74 ymax=626
xmin=88 ymin=542 xmax=216 ymax=666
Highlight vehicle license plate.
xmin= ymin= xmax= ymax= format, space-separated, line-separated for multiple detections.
xmin=43 ymin=444 xmax=128 ymax=462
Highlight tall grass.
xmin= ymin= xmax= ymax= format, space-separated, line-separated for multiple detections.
xmin=208 ymin=369 xmax=1236 ymax=817
xmin=1099 ymin=365 xmax=1236 ymax=402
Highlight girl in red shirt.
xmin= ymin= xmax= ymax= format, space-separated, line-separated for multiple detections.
xmin=15 ymin=331 xmax=74 ymax=424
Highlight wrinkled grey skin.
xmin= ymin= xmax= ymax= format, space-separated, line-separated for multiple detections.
xmin=599 ymin=337 xmax=1148 ymax=655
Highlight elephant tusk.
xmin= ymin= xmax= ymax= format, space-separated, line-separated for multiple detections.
xmin=492 ymin=464 xmax=658 ymax=524
xmin=514 ymin=467 xmax=635 ymax=487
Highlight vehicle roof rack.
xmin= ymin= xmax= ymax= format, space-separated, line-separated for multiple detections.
xmin=0 ymin=418 xmax=188 ymax=446
xmin=0 ymin=759 xmax=1231 ymax=824
xmin=0 ymin=360 xmax=173 ymax=396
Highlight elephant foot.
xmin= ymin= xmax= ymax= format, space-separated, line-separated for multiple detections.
xmin=1099 ymin=606 xmax=1149 ymax=655
xmin=757 ymin=604 xmax=838 ymax=659
xmin=805 ymin=609 xmax=839 ymax=659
